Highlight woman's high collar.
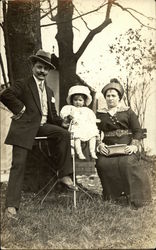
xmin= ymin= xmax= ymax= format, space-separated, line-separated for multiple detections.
xmin=97 ymin=104 xmax=129 ymax=114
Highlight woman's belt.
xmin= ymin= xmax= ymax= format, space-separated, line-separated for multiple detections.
xmin=104 ymin=129 xmax=132 ymax=138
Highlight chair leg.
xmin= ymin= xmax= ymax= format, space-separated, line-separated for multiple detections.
xmin=76 ymin=184 xmax=93 ymax=200
xmin=40 ymin=178 xmax=58 ymax=205
xmin=34 ymin=140 xmax=59 ymax=204
xmin=31 ymin=174 xmax=58 ymax=201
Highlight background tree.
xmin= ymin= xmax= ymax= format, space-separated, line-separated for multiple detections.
xmin=41 ymin=0 xmax=155 ymax=108
xmin=109 ymin=27 xmax=156 ymax=151
xmin=109 ymin=27 xmax=156 ymax=127
xmin=55 ymin=0 xmax=112 ymax=108
xmin=1 ymin=0 xmax=155 ymax=108
xmin=1 ymin=0 xmax=41 ymax=84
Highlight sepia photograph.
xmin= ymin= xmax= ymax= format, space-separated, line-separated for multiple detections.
xmin=0 ymin=0 xmax=156 ymax=249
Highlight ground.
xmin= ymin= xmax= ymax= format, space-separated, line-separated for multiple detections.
xmin=1 ymin=157 xmax=156 ymax=249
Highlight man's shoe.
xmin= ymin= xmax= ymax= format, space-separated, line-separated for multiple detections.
xmin=60 ymin=176 xmax=78 ymax=191
xmin=5 ymin=207 xmax=17 ymax=219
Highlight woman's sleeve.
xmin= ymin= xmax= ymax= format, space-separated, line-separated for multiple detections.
xmin=128 ymin=108 xmax=143 ymax=140
xmin=96 ymin=112 xmax=103 ymax=131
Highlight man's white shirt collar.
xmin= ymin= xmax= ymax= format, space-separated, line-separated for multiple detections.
xmin=33 ymin=75 xmax=44 ymax=85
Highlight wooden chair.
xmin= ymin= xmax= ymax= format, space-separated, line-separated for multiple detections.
xmin=24 ymin=135 xmax=94 ymax=207
xmin=24 ymin=136 xmax=59 ymax=196
xmin=31 ymin=136 xmax=60 ymax=205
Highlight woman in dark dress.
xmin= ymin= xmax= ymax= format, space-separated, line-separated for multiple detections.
xmin=96 ymin=78 xmax=151 ymax=208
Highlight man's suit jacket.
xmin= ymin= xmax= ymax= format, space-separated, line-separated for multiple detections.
xmin=0 ymin=76 xmax=62 ymax=150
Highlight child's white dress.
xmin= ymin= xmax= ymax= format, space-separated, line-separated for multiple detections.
xmin=60 ymin=105 xmax=99 ymax=141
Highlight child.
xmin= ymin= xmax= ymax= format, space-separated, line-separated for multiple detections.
xmin=60 ymin=85 xmax=99 ymax=160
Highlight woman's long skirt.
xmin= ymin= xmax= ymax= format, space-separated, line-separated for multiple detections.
xmin=96 ymin=153 xmax=152 ymax=207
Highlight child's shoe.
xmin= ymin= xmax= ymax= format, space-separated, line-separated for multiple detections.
xmin=78 ymin=153 xmax=86 ymax=160
xmin=90 ymin=152 xmax=98 ymax=159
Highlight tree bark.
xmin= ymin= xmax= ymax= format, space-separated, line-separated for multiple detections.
xmin=56 ymin=0 xmax=112 ymax=109
xmin=56 ymin=0 xmax=77 ymax=109
xmin=5 ymin=0 xmax=42 ymax=83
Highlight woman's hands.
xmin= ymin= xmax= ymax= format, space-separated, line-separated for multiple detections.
xmin=124 ymin=145 xmax=138 ymax=155
xmin=97 ymin=143 xmax=138 ymax=156
xmin=97 ymin=143 xmax=109 ymax=156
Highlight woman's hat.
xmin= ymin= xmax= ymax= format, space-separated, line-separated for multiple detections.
xmin=102 ymin=80 xmax=124 ymax=100
xmin=66 ymin=85 xmax=92 ymax=106
xmin=29 ymin=49 xmax=56 ymax=70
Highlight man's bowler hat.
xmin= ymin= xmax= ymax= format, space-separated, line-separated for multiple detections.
xmin=29 ymin=49 xmax=56 ymax=70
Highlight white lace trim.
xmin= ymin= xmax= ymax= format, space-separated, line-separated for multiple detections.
xmin=97 ymin=105 xmax=130 ymax=114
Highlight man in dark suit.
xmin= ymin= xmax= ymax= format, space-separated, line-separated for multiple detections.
xmin=1 ymin=49 xmax=76 ymax=217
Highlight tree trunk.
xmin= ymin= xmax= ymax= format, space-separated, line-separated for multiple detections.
xmin=3 ymin=0 xmax=42 ymax=191
xmin=5 ymin=0 xmax=42 ymax=83
xmin=56 ymin=0 xmax=77 ymax=109
xmin=56 ymin=0 xmax=112 ymax=109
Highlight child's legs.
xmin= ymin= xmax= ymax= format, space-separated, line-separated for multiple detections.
xmin=74 ymin=138 xmax=83 ymax=155
xmin=89 ymin=137 xmax=97 ymax=159
xmin=89 ymin=137 xmax=96 ymax=153
xmin=74 ymin=138 xmax=85 ymax=159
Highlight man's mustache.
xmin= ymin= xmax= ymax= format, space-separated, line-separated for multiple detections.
xmin=38 ymin=73 xmax=46 ymax=76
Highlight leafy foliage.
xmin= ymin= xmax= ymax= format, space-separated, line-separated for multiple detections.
xmin=109 ymin=27 xmax=156 ymax=128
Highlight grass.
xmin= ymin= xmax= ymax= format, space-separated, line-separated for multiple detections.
xmin=1 ymin=158 xmax=156 ymax=250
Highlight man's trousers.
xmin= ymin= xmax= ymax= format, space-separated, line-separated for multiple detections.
xmin=6 ymin=124 xmax=73 ymax=209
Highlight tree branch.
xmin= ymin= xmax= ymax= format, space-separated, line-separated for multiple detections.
xmin=114 ymin=2 xmax=156 ymax=30
xmin=72 ymin=1 xmax=108 ymax=22
xmin=40 ymin=5 xmax=57 ymax=21
xmin=73 ymin=4 xmax=91 ymax=31
xmin=41 ymin=1 xmax=108 ymax=28
xmin=105 ymin=0 xmax=113 ymax=20
xmin=126 ymin=7 xmax=156 ymax=21
xmin=75 ymin=0 xmax=113 ymax=61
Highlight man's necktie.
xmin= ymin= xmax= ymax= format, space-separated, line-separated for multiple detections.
xmin=39 ymin=81 xmax=44 ymax=92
